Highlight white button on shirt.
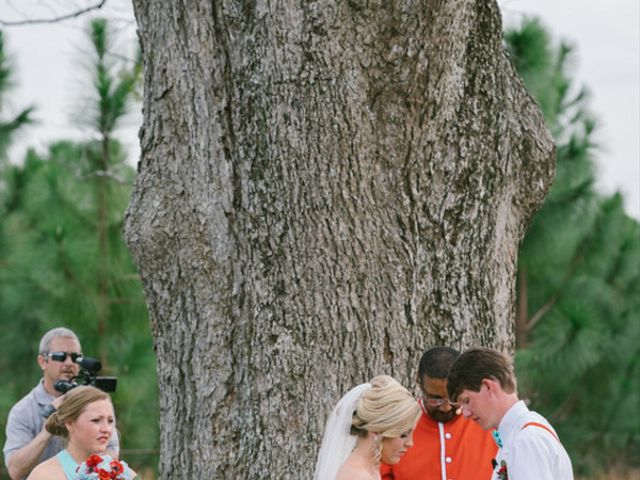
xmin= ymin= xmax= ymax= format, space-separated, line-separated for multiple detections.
xmin=445 ymin=432 xmax=452 ymax=439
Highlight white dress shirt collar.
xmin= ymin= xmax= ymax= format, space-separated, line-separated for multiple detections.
xmin=497 ymin=399 xmax=528 ymax=447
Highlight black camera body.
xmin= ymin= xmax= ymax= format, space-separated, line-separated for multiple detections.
xmin=53 ymin=356 xmax=117 ymax=394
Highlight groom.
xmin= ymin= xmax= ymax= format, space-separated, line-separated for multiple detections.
xmin=447 ymin=347 xmax=574 ymax=479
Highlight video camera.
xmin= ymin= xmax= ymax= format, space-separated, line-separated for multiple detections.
xmin=54 ymin=356 xmax=117 ymax=394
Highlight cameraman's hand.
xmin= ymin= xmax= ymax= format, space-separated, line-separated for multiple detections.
xmin=41 ymin=394 xmax=66 ymax=420
xmin=51 ymin=395 xmax=65 ymax=409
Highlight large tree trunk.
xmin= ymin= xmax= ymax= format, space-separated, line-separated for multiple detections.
xmin=125 ymin=0 xmax=554 ymax=477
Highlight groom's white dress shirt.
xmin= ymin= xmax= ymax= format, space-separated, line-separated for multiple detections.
xmin=492 ymin=400 xmax=573 ymax=480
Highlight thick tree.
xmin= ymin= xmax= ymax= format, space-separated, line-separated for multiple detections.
xmin=125 ymin=1 xmax=554 ymax=477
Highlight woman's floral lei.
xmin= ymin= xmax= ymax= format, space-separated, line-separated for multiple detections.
xmin=75 ymin=453 xmax=137 ymax=480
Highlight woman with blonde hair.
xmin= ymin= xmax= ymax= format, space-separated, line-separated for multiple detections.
xmin=314 ymin=375 xmax=421 ymax=480
xmin=27 ymin=386 xmax=136 ymax=480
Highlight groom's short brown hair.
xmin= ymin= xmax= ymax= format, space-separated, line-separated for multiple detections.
xmin=447 ymin=347 xmax=517 ymax=401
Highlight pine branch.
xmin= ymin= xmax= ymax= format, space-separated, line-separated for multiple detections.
xmin=79 ymin=168 xmax=130 ymax=184
xmin=108 ymin=298 xmax=145 ymax=305
xmin=0 ymin=1 xmax=108 ymax=26
xmin=526 ymin=294 xmax=558 ymax=330
xmin=526 ymin=199 xmax=610 ymax=331
xmin=56 ymin=236 xmax=91 ymax=294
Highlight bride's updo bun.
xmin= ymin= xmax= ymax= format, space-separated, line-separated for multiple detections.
xmin=45 ymin=385 xmax=111 ymax=438
xmin=314 ymin=376 xmax=419 ymax=479
xmin=350 ymin=375 xmax=420 ymax=461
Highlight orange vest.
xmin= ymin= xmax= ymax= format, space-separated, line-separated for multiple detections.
xmin=381 ymin=411 xmax=497 ymax=480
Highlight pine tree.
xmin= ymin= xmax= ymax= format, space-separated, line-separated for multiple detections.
xmin=0 ymin=20 xmax=159 ymax=474
xmin=0 ymin=29 xmax=35 ymax=444
xmin=507 ymin=18 xmax=640 ymax=475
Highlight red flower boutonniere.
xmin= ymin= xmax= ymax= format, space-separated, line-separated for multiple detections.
xmin=496 ymin=459 xmax=509 ymax=480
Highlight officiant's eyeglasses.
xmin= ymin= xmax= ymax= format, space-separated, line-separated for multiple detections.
xmin=43 ymin=351 xmax=81 ymax=362
xmin=422 ymin=394 xmax=461 ymax=408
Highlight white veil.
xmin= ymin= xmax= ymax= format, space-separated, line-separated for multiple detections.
xmin=313 ymin=382 xmax=372 ymax=480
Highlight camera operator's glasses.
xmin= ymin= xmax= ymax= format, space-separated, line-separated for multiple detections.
xmin=43 ymin=351 xmax=82 ymax=362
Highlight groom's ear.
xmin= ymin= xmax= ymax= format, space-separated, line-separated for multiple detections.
xmin=481 ymin=378 xmax=501 ymax=393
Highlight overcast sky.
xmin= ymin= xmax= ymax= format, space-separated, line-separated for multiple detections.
xmin=1 ymin=0 xmax=638 ymax=218
xmin=501 ymin=0 xmax=639 ymax=218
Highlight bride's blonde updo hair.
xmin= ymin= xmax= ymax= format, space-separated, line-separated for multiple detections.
xmin=46 ymin=386 xmax=111 ymax=438
xmin=351 ymin=375 xmax=420 ymax=463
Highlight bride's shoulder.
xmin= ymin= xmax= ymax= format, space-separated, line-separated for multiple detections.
xmin=336 ymin=461 xmax=377 ymax=480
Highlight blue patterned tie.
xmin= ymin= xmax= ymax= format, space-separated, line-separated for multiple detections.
xmin=492 ymin=430 xmax=503 ymax=448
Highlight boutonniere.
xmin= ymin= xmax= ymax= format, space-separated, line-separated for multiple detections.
xmin=496 ymin=459 xmax=509 ymax=480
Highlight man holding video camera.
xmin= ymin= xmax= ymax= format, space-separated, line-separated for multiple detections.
xmin=3 ymin=327 xmax=119 ymax=480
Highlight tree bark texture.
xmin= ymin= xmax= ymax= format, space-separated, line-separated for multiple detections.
xmin=125 ymin=0 xmax=555 ymax=477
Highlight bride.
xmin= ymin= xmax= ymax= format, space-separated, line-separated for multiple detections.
xmin=314 ymin=375 xmax=421 ymax=480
